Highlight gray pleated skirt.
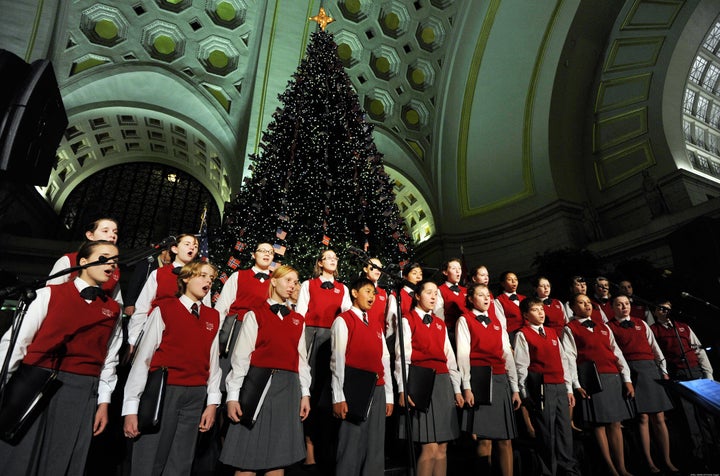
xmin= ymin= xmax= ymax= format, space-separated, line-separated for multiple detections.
xmin=399 ymin=372 xmax=460 ymax=443
xmin=577 ymin=373 xmax=634 ymax=424
xmin=461 ymin=373 xmax=518 ymax=440
xmin=220 ymin=370 xmax=305 ymax=471
xmin=0 ymin=369 xmax=99 ymax=476
xmin=628 ymin=359 xmax=673 ymax=414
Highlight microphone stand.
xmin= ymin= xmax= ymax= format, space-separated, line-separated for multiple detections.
xmin=0 ymin=256 xmax=115 ymax=391
xmin=348 ymin=249 xmax=416 ymax=476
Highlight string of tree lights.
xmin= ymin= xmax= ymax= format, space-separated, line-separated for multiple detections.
xmin=211 ymin=27 xmax=413 ymax=286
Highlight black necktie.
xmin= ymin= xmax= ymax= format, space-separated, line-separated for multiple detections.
xmin=254 ymin=272 xmax=269 ymax=281
xmin=508 ymin=294 xmax=518 ymax=301
xmin=581 ymin=319 xmax=596 ymax=329
xmin=538 ymin=327 xmax=546 ymax=338
xmin=270 ymin=303 xmax=291 ymax=316
xmin=449 ymin=284 xmax=460 ymax=293
xmin=620 ymin=320 xmax=634 ymax=329
xmin=422 ymin=313 xmax=432 ymax=325
xmin=476 ymin=314 xmax=491 ymax=326
xmin=598 ymin=297 xmax=608 ymax=304
xmin=320 ymin=281 xmax=334 ymax=290
xmin=407 ymin=290 xmax=415 ymax=299
xmin=543 ymin=298 xmax=552 ymax=306
xmin=80 ymin=286 xmax=107 ymax=302
xmin=362 ymin=312 xmax=368 ymax=325
xmin=191 ymin=303 xmax=200 ymax=318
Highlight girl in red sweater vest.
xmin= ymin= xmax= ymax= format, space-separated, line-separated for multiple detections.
xmin=396 ymin=280 xmax=464 ymax=476
xmin=0 ymin=240 xmax=122 ymax=475
xmin=221 ymin=265 xmax=311 ymax=476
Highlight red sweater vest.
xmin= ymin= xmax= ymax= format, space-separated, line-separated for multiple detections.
xmin=229 ymin=268 xmax=271 ymax=321
xmin=543 ymin=298 xmax=566 ymax=332
xmin=150 ymin=299 xmax=219 ymax=386
xmin=651 ymin=322 xmax=700 ymax=370
xmin=152 ymin=265 xmax=180 ymax=308
xmin=339 ymin=310 xmax=385 ymax=385
xmin=496 ymin=293 xmax=526 ymax=333
xmin=407 ymin=310 xmax=449 ymax=374
xmin=304 ymin=278 xmax=345 ymax=328
xmin=608 ymin=318 xmax=654 ymax=362
xmin=439 ymin=283 xmax=467 ymax=330
xmin=24 ymin=282 xmax=120 ymax=376
xmin=566 ymin=320 xmax=620 ymax=374
xmin=398 ymin=287 xmax=414 ymax=317
xmin=519 ymin=326 xmax=565 ymax=384
xmin=250 ymin=303 xmax=304 ymax=372
xmin=462 ymin=309 xmax=506 ymax=375
xmin=65 ymin=252 xmax=120 ymax=293
xmin=630 ymin=302 xmax=647 ymax=320
xmin=591 ymin=297 xmax=613 ymax=320
xmin=367 ymin=286 xmax=388 ymax=331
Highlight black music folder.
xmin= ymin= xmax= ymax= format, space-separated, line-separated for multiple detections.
xmin=525 ymin=371 xmax=544 ymax=411
xmin=0 ymin=364 xmax=61 ymax=442
xmin=138 ymin=367 xmax=168 ymax=432
xmin=239 ymin=366 xmax=274 ymax=428
xmin=577 ymin=361 xmax=603 ymax=395
xmin=407 ymin=365 xmax=436 ymax=413
xmin=343 ymin=366 xmax=378 ymax=424
xmin=470 ymin=365 xmax=493 ymax=406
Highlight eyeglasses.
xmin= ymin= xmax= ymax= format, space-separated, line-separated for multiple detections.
xmin=322 ymin=256 xmax=338 ymax=262
xmin=255 ymin=249 xmax=274 ymax=255
xmin=656 ymin=306 xmax=671 ymax=313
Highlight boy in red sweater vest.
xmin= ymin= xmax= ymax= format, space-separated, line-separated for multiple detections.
xmin=331 ymin=278 xmax=393 ymax=476
xmin=515 ymin=297 xmax=580 ymax=476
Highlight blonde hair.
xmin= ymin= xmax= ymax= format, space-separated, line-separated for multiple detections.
xmin=176 ymin=261 xmax=217 ymax=297
xmin=269 ymin=265 xmax=299 ymax=298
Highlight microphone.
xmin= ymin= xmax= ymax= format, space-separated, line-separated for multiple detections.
xmin=152 ymin=235 xmax=177 ymax=249
xmin=681 ymin=291 xmax=715 ymax=307
xmin=97 ymin=255 xmax=119 ymax=264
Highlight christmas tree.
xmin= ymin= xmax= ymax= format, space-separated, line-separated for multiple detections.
xmin=211 ymin=18 xmax=413 ymax=286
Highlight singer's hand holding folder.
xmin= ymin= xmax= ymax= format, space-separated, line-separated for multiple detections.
xmin=407 ymin=365 xmax=435 ymax=413
xmin=343 ymin=366 xmax=378 ymax=424
xmin=239 ymin=366 xmax=274 ymax=428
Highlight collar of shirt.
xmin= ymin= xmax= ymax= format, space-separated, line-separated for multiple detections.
xmin=616 ymin=317 xmax=631 ymax=323
xmin=320 ymin=277 xmax=334 ymax=283
xmin=74 ymin=277 xmax=94 ymax=298
xmin=179 ymin=294 xmax=200 ymax=312
xmin=252 ymin=266 xmax=269 ymax=275
xmin=172 ymin=261 xmax=184 ymax=268
xmin=529 ymin=323 xmax=544 ymax=334
xmin=472 ymin=309 xmax=490 ymax=325
xmin=577 ymin=317 xmax=592 ymax=324
xmin=445 ymin=281 xmax=458 ymax=287
xmin=504 ymin=291 xmax=516 ymax=297
xmin=403 ymin=285 xmax=415 ymax=293
xmin=350 ymin=307 xmax=366 ymax=320
xmin=415 ymin=307 xmax=432 ymax=322
xmin=660 ymin=321 xmax=673 ymax=329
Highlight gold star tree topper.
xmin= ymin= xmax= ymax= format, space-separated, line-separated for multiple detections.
xmin=309 ymin=7 xmax=335 ymax=31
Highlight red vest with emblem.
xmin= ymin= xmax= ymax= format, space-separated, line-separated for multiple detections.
xmin=250 ymin=303 xmax=304 ymax=372
xmin=519 ymin=326 xmax=565 ymax=384
xmin=566 ymin=319 xmax=620 ymax=374
xmin=304 ymin=278 xmax=345 ymax=328
xmin=339 ymin=310 xmax=385 ymax=385
xmin=406 ymin=310 xmax=449 ymax=374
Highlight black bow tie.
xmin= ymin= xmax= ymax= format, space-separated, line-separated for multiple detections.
xmin=543 ymin=298 xmax=552 ymax=306
xmin=597 ymin=297 xmax=609 ymax=304
xmin=508 ymin=294 xmax=518 ymax=301
xmin=254 ymin=272 xmax=270 ymax=281
xmin=476 ymin=314 xmax=491 ymax=326
xmin=407 ymin=290 xmax=415 ymax=298
xmin=172 ymin=267 xmax=182 ymax=275
xmin=270 ymin=303 xmax=291 ymax=316
xmin=422 ymin=313 xmax=433 ymax=325
xmin=449 ymin=284 xmax=460 ymax=293
xmin=80 ymin=286 xmax=107 ymax=302
xmin=620 ymin=320 xmax=634 ymax=329
xmin=320 ymin=281 xmax=334 ymax=290
xmin=581 ymin=319 xmax=596 ymax=328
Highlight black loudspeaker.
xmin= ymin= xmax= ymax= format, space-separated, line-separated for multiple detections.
xmin=0 ymin=49 xmax=68 ymax=186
